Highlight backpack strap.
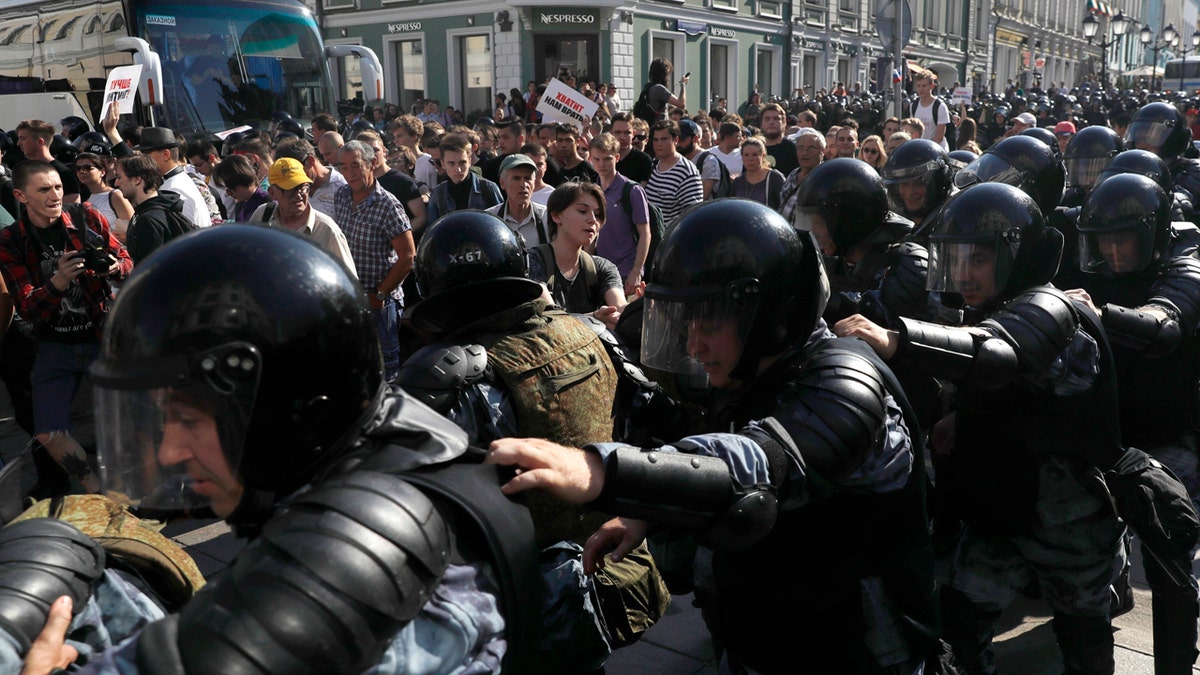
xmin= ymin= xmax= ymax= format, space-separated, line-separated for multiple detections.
xmin=579 ymin=250 xmax=598 ymax=300
xmin=620 ymin=181 xmax=638 ymax=241
xmin=535 ymin=243 xmax=557 ymax=293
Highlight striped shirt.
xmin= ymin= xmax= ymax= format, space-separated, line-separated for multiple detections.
xmin=645 ymin=154 xmax=703 ymax=226
xmin=334 ymin=180 xmax=411 ymax=304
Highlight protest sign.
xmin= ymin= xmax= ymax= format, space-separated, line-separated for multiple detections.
xmin=537 ymin=78 xmax=598 ymax=130
xmin=99 ymin=64 xmax=143 ymax=121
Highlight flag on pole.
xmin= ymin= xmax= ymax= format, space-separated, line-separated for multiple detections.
xmin=892 ymin=69 xmax=902 ymax=84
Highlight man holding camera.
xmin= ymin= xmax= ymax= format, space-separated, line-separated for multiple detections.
xmin=0 ymin=160 xmax=132 ymax=495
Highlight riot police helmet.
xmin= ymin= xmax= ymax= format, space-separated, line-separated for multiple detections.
xmin=928 ymin=182 xmax=1062 ymax=309
xmin=59 ymin=116 xmax=90 ymax=142
xmin=642 ymin=199 xmax=828 ymax=386
xmin=1063 ymin=125 xmax=1124 ymax=189
xmin=946 ymin=149 xmax=979 ymax=181
xmin=953 ymin=135 xmax=1065 ymax=214
xmin=880 ymin=139 xmax=953 ymax=219
xmin=410 ymin=210 xmax=542 ymax=334
xmin=796 ymin=158 xmax=910 ymax=256
xmin=1125 ymin=102 xmax=1192 ymax=159
xmin=73 ymin=131 xmax=112 ymax=157
xmin=1094 ymin=149 xmax=1171 ymax=191
xmin=1077 ymin=173 xmax=1172 ymax=276
xmin=1020 ymin=126 xmax=1061 ymax=156
xmin=90 ymin=226 xmax=382 ymax=526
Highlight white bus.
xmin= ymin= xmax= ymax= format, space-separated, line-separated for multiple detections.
xmin=0 ymin=0 xmax=382 ymax=136
xmin=1163 ymin=56 xmax=1200 ymax=95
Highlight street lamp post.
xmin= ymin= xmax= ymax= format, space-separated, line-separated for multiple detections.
xmin=1170 ymin=29 xmax=1200 ymax=94
xmin=1082 ymin=11 xmax=1131 ymax=89
xmin=1140 ymin=22 xmax=1176 ymax=91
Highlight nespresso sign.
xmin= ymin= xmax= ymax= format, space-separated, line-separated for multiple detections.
xmin=387 ymin=22 xmax=422 ymax=33
xmin=533 ymin=9 xmax=599 ymax=29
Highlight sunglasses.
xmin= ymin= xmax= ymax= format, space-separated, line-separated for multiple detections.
xmin=862 ymin=148 xmax=879 ymax=155
xmin=633 ymin=135 xmax=647 ymax=141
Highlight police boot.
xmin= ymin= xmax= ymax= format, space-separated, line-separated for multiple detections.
xmin=1142 ymin=540 xmax=1200 ymax=674
xmin=1150 ymin=593 xmax=1199 ymax=675
xmin=940 ymin=588 xmax=1002 ymax=675
xmin=1051 ymin=612 xmax=1114 ymax=675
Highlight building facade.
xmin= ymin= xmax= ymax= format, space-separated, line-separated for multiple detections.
xmin=312 ymin=0 xmax=1189 ymax=123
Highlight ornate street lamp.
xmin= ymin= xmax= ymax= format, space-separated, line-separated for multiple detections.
xmin=1083 ymin=10 xmax=1130 ymax=88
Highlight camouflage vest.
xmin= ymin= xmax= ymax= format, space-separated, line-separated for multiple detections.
xmin=478 ymin=307 xmax=618 ymax=547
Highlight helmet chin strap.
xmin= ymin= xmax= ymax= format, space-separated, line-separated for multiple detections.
xmin=225 ymin=487 xmax=276 ymax=539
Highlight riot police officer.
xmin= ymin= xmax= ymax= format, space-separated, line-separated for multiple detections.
xmin=487 ymin=199 xmax=940 ymax=674
xmin=398 ymin=210 xmax=669 ymax=671
xmin=1125 ymin=102 xmax=1200 ymax=224
xmin=953 ymin=135 xmax=1066 ymax=216
xmin=880 ymin=138 xmax=955 ymax=242
xmin=1061 ymin=125 xmax=1124 ymax=208
xmin=836 ymin=182 xmax=1197 ymax=674
xmin=2 ymin=226 xmax=543 ymax=674
xmin=795 ymin=158 xmax=933 ymax=328
xmin=1067 ymin=174 xmax=1200 ymax=674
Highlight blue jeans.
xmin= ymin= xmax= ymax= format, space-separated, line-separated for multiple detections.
xmin=31 ymin=341 xmax=99 ymax=434
xmin=374 ymin=300 xmax=401 ymax=382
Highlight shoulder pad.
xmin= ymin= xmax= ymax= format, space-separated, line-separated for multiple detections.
xmin=877 ymin=242 xmax=931 ymax=321
xmin=1173 ymin=160 xmax=1200 ymax=199
xmin=395 ymin=343 xmax=488 ymax=414
xmin=1168 ymin=222 xmax=1200 ymax=258
xmin=776 ymin=343 xmax=889 ymax=479
xmin=172 ymin=471 xmax=451 ymax=674
xmin=984 ymin=287 xmax=1079 ymax=374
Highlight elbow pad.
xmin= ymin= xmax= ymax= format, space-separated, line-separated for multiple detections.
xmin=395 ymin=343 xmax=488 ymax=414
xmin=1101 ymin=303 xmax=1182 ymax=358
xmin=0 ymin=518 xmax=104 ymax=654
xmin=592 ymin=447 xmax=736 ymax=531
xmin=151 ymin=472 xmax=451 ymax=675
xmin=894 ymin=317 xmax=1018 ymax=389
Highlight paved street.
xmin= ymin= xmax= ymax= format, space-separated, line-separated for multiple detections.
xmin=0 ymin=383 xmax=1196 ymax=673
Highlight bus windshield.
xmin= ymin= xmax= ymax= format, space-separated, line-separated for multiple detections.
xmin=135 ymin=0 xmax=332 ymax=135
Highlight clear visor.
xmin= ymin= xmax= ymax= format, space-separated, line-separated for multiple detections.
xmin=1079 ymin=226 xmax=1154 ymax=276
xmin=1064 ymin=156 xmax=1111 ymax=188
xmin=793 ymin=206 xmax=836 ymax=255
xmin=95 ymin=346 xmax=260 ymax=518
xmin=927 ymin=241 xmax=1010 ymax=303
xmin=641 ymin=287 xmax=759 ymax=388
xmin=885 ymin=176 xmax=931 ymax=215
xmin=953 ymin=153 xmax=1023 ymax=190
xmin=1126 ymin=119 xmax=1174 ymax=152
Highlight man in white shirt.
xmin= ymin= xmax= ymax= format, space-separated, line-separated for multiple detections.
xmin=912 ymin=70 xmax=950 ymax=151
xmin=707 ymin=121 xmax=744 ymax=177
xmin=133 ymin=127 xmax=214 ymax=228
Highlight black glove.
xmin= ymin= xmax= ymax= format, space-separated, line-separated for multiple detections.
xmin=1105 ymin=447 xmax=1200 ymax=557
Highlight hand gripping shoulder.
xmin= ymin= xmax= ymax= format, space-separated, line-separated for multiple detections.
xmin=395 ymin=343 xmax=488 ymax=414
xmin=0 ymin=518 xmax=104 ymax=654
xmin=144 ymin=471 xmax=451 ymax=675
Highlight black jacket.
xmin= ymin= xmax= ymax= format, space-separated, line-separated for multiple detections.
xmin=128 ymin=192 xmax=191 ymax=263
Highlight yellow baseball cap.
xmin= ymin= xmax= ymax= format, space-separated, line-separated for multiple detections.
xmin=268 ymin=158 xmax=312 ymax=190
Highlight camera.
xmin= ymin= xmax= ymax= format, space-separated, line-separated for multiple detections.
xmin=81 ymin=246 xmax=114 ymax=274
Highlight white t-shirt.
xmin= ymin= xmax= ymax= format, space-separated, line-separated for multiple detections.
xmin=915 ymin=98 xmax=951 ymax=151
xmin=707 ymin=146 xmax=743 ymax=177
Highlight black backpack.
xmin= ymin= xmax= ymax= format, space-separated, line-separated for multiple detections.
xmin=619 ymin=181 xmax=666 ymax=276
xmin=632 ymin=84 xmax=661 ymax=126
xmin=932 ymin=98 xmax=957 ymax=151
xmin=693 ymin=150 xmax=732 ymax=199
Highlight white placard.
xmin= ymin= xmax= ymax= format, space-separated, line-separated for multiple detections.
xmin=536 ymin=77 xmax=599 ymax=130
xmin=951 ymin=87 xmax=972 ymax=105
xmin=99 ymin=64 xmax=143 ymax=121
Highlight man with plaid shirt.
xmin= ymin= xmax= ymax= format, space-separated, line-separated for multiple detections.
xmin=334 ymin=140 xmax=414 ymax=382
xmin=0 ymin=161 xmax=132 ymax=494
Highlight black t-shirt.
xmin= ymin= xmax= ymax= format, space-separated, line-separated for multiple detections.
xmin=377 ymin=169 xmax=422 ymax=218
xmin=559 ymin=160 xmax=600 ymax=186
xmin=617 ymin=150 xmax=654 ymax=184
xmin=766 ymin=139 xmax=799 ymax=178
